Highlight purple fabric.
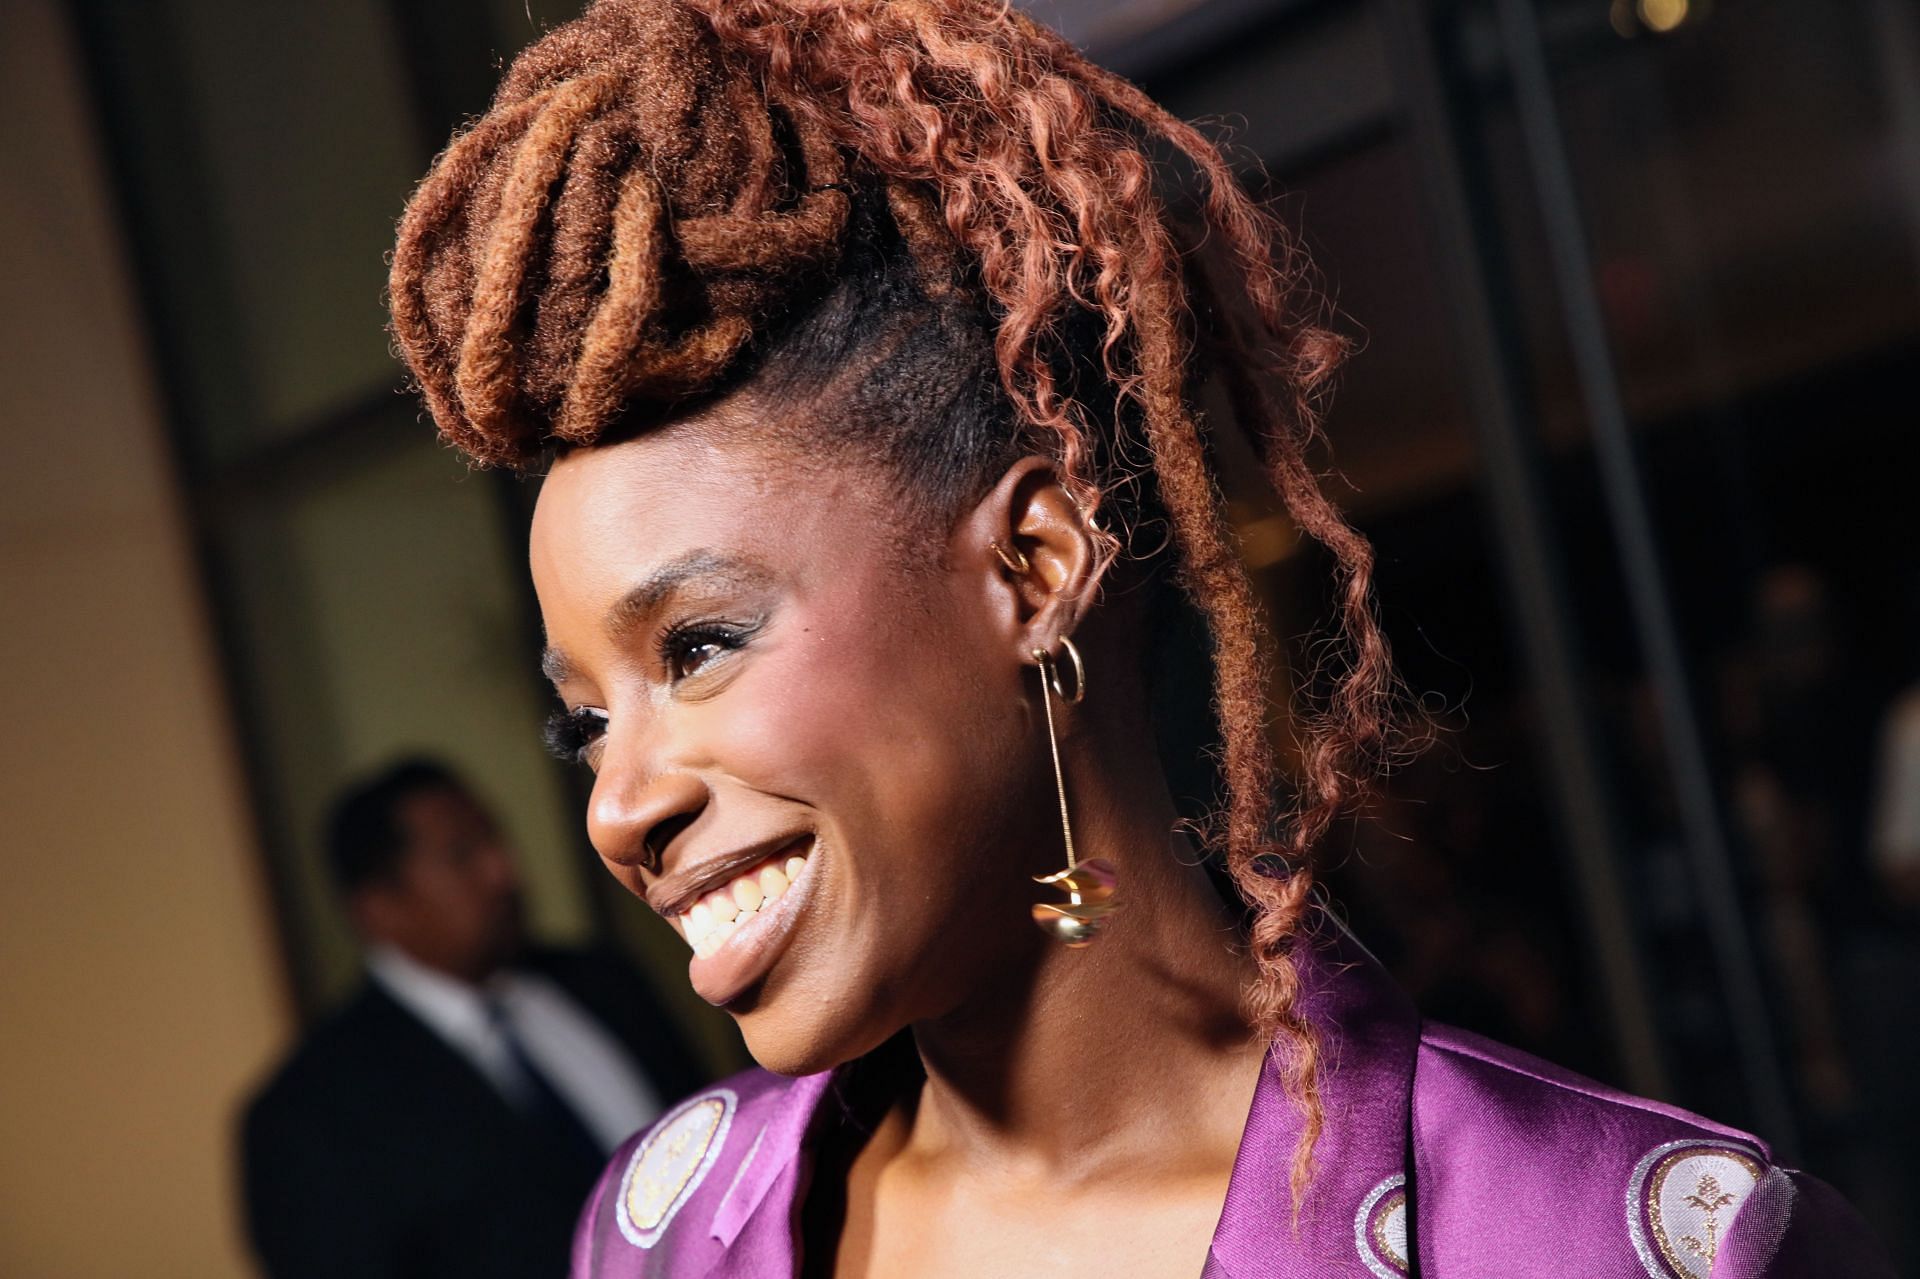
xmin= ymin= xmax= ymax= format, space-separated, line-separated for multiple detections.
xmin=1202 ymin=931 xmax=1420 ymax=1277
xmin=571 ymin=929 xmax=1893 ymax=1276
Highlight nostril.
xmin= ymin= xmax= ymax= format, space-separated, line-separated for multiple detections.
xmin=642 ymin=813 xmax=696 ymax=873
xmin=592 ymin=769 xmax=707 ymax=871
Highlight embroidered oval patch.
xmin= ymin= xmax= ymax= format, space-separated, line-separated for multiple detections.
xmin=1626 ymin=1138 xmax=1764 ymax=1278
xmin=1355 ymin=1173 xmax=1410 ymax=1278
xmin=616 ymin=1088 xmax=736 ymax=1248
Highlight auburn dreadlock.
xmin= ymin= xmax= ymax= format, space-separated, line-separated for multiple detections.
xmin=387 ymin=0 xmax=1407 ymax=1201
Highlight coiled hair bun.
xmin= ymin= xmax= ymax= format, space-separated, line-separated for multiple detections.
xmin=390 ymin=0 xmax=863 ymax=465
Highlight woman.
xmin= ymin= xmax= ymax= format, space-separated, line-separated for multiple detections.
xmin=386 ymin=1 xmax=1890 ymax=1274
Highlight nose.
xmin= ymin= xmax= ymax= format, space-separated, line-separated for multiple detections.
xmin=587 ymin=757 xmax=709 ymax=876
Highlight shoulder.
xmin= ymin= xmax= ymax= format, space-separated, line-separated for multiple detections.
xmin=1410 ymin=1021 xmax=1892 ymax=1277
xmin=571 ymin=1065 xmax=819 ymax=1278
xmin=243 ymin=985 xmax=396 ymax=1131
xmin=1414 ymin=1019 xmax=1766 ymax=1159
xmin=239 ymin=985 xmax=429 ymax=1191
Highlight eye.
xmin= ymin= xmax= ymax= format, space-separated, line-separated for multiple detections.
xmin=543 ymin=705 xmax=608 ymax=763
xmin=657 ymin=621 xmax=752 ymax=682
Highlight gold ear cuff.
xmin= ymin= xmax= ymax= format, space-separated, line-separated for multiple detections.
xmin=990 ymin=538 xmax=1032 ymax=576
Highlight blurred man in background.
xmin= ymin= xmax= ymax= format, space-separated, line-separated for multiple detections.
xmin=240 ymin=758 xmax=703 ymax=1279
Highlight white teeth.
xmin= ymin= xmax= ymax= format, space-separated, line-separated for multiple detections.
xmin=685 ymin=901 xmax=713 ymax=948
xmin=674 ymin=846 xmax=810 ymax=956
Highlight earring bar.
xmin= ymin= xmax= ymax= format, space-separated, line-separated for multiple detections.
xmin=1032 ymin=646 xmax=1078 ymax=874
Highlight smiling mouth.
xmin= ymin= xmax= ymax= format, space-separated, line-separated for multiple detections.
xmin=675 ymin=837 xmax=811 ymax=957
xmin=673 ymin=836 xmax=817 ymax=1006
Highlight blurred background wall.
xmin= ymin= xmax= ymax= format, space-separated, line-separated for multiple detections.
xmin=4 ymin=0 xmax=1918 ymax=1273
xmin=0 ymin=1 xmax=284 ymax=1271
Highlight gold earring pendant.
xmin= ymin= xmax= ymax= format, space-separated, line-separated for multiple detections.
xmin=1029 ymin=635 xmax=1121 ymax=946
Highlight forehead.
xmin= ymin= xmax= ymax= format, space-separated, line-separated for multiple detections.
xmin=538 ymin=421 xmax=821 ymax=563
xmin=528 ymin=419 xmax=910 ymax=636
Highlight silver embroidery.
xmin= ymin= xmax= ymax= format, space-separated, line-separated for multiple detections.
xmin=1355 ymin=1173 xmax=1411 ymax=1279
xmin=615 ymin=1088 xmax=737 ymax=1248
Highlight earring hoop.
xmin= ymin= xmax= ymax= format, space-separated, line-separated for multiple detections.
xmin=1028 ymin=636 xmax=1119 ymax=946
xmin=1040 ymin=633 xmax=1086 ymax=705
xmin=989 ymin=538 xmax=1031 ymax=576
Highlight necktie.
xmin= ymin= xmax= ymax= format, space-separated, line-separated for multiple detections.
xmin=485 ymin=995 xmax=608 ymax=1173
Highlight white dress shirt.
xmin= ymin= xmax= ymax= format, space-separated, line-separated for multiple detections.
xmin=366 ymin=944 xmax=662 ymax=1151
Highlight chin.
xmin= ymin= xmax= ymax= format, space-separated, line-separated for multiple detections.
xmin=728 ymin=981 xmax=903 ymax=1078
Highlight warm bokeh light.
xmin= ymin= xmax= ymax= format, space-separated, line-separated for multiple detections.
xmin=1638 ymin=0 xmax=1691 ymax=34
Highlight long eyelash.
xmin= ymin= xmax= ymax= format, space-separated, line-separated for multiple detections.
xmin=543 ymin=707 xmax=605 ymax=761
xmin=542 ymin=621 xmax=756 ymax=761
xmin=656 ymin=619 xmax=752 ymax=675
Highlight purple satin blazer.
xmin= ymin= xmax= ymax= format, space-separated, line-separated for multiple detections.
xmin=570 ymin=928 xmax=1892 ymax=1277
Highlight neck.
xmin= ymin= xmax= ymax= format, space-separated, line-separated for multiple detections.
xmin=900 ymin=696 xmax=1269 ymax=1182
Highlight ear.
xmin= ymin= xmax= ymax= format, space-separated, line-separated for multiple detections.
xmin=950 ymin=455 xmax=1109 ymax=662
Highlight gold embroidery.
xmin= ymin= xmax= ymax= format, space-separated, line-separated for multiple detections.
xmin=1679 ymin=1174 xmax=1736 ymax=1265
xmin=1646 ymin=1148 xmax=1761 ymax=1279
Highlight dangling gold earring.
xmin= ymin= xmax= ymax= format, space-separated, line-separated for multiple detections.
xmin=1029 ymin=635 xmax=1121 ymax=946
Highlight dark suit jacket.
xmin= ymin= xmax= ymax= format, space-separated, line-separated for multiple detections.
xmin=241 ymin=945 xmax=706 ymax=1279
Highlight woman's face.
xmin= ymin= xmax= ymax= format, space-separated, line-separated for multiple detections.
xmin=531 ymin=415 xmax=1059 ymax=1074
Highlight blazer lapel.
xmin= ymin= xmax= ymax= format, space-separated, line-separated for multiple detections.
xmin=1205 ymin=923 xmax=1420 ymax=1278
xmin=693 ymin=1071 xmax=838 ymax=1279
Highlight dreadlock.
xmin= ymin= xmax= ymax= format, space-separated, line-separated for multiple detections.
xmin=388 ymin=0 xmax=1407 ymax=1202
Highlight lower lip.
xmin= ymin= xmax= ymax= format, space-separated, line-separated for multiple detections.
xmin=686 ymin=838 xmax=818 ymax=1007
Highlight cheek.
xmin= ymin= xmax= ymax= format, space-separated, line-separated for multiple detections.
xmin=717 ymin=581 xmax=1021 ymax=862
xmin=440 ymin=878 xmax=490 ymax=931
xmin=424 ymin=866 xmax=490 ymax=931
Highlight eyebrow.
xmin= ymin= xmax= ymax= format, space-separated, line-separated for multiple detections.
xmin=540 ymin=548 xmax=775 ymax=688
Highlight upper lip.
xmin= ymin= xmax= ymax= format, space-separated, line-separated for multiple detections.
xmin=647 ymin=831 xmax=812 ymax=918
